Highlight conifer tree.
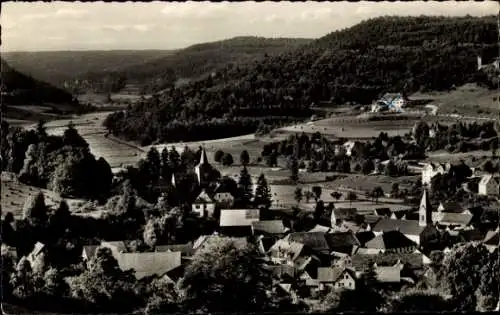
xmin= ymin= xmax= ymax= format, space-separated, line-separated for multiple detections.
xmin=238 ymin=166 xmax=253 ymax=206
xmin=254 ymin=173 xmax=272 ymax=209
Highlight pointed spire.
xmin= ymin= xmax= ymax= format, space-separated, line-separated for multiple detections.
xmin=198 ymin=146 xmax=209 ymax=166
xmin=171 ymin=173 xmax=176 ymax=187
xmin=419 ymin=188 xmax=433 ymax=227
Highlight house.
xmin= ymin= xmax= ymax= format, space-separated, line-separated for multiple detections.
xmin=268 ymin=239 xmax=305 ymax=265
xmin=421 ymin=163 xmax=448 ymax=187
xmin=155 ymin=242 xmax=195 ymax=258
xmin=374 ymin=265 xmax=401 ymax=283
xmin=351 ymin=252 xmax=426 ymax=272
xmin=309 ymin=224 xmax=332 ymax=233
xmin=483 ymin=227 xmax=499 ymax=253
xmin=478 ymin=175 xmax=500 ymax=196
xmin=26 ymin=242 xmax=46 ymax=266
xmin=82 ymin=245 xmax=100 ymax=263
xmin=286 ymin=231 xmax=360 ymax=257
xmin=192 ymin=189 xmax=216 ymax=218
xmin=364 ymin=230 xmax=417 ymax=254
xmin=317 ymin=267 xmax=356 ymax=291
xmin=219 ymin=209 xmax=260 ymax=236
xmin=363 ymin=215 xmax=382 ymax=230
xmin=372 ymin=190 xmax=438 ymax=246
xmin=374 ymin=208 xmax=392 ymax=218
xmin=251 ymin=220 xmax=287 ymax=236
xmin=343 ymin=141 xmax=356 ymax=157
xmin=356 ymin=231 xmax=376 ymax=247
xmin=330 ymin=251 xmax=352 ymax=268
xmin=114 ymin=251 xmax=182 ymax=280
xmin=212 ymin=191 xmax=235 ymax=208
xmin=193 ymin=235 xmax=249 ymax=253
xmin=432 ymin=202 xmax=473 ymax=229
xmin=331 ymin=208 xmax=358 ymax=225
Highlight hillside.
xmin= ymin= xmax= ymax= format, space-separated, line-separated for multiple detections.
xmin=2 ymin=50 xmax=177 ymax=89
xmin=118 ymin=36 xmax=314 ymax=92
xmin=1 ymin=59 xmax=75 ymax=106
xmin=3 ymin=37 xmax=312 ymax=94
xmin=103 ymin=15 xmax=497 ymax=146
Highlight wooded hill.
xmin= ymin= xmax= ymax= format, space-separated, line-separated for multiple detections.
xmin=3 ymin=37 xmax=313 ymax=94
xmin=1 ymin=59 xmax=75 ymax=106
xmin=104 ymin=15 xmax=498 ymax=146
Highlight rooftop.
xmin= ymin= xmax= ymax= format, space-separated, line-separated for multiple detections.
xmin=220 ymin=209 xmax=260 ymax=227
xmin=115 ymin=251 xmax=182 ymax=280
xmin=372 ymin=219 xmax=426 ymax=236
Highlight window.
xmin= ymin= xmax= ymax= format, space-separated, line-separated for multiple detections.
xmin=196 ymin=205 xmax=201 ymax=209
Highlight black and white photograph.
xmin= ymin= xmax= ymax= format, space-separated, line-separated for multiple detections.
xmin=1 ymin=1 xmax=499 ymax=314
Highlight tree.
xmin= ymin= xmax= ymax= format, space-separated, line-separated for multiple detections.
xmin=294 ymin=187 xmax=303 ymax=204
xmin=441 ymin=243 xmax=491 ymax=311
xmin=145 ymin=278 xmax=180 ymax=315
xmin=214 ymin=150 xmax=224 ymax=163
xmin=222 ymin=153 xmax=234 ymax=166
xmin=238 ymin=166 xmax=253 ymax=206
xmin=391 ymin=183 xmax=400 ymax=198
xmin=69 ymin=247 xmax=139 ymax=312
xmin=346 ymin=191 xmax=357 ymax=207
xmin=490 ymin=138 xmax=498 ymax=157
xmin=168 ymin=147 xmax=180 ymax=170
xmin=413 ymin=121 xmax=430 ymax=147
xmin=384 ymin=161 xmax=398 ymax=177
xmin=43 ymin=268 xmax=69 ymax=298
xmin=314 ymin=200 xmax=325 ymax=222
xmin=36 ymin=120 xmax=47 ymax=138
xmin=179 ymin=237 xmax=272 ymax=313
xmin=62 ymin=122 xmax=89 ymax=148
xmin=362 ymin=159 xmax=375 ymax=175
xmin=11 ymin=256 xmax=34 ymax=300
xmin=266 ymin=151 xmax=278 ymax=167
xmin=240 ymin=150 xmax=250 ymax=166
xmin=254 ymin=174 xmax=272 ymax=209
xmin=23 ymin=191 xmax=48 ymax=228
xmin=386 ymin=290 xmax=450 ymax=312
xmin=160 ymin=147 xmax=170 ymax=180
xmin=371 ymin=186 xmax=384 ymax=204
xmin=304 ymin=190 xmax=314 ymax=203
xmin=312 ymin=186 xmax=322 ymax=201
xmin=143 ymin=218 xmax=162 ymax=248
xmin=289 ymin=155 xmax=299 ymax=182
xmin=475 ymin=249 xmax=500 ymax=312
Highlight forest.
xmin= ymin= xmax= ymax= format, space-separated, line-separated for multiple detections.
xmin=104 ymin=15 xmax=498 ymax=146
xmin=1 ymin=59 xmax=76 ymax=106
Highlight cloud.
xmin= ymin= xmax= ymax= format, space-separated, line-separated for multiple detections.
xmin=20 ymin=13 xmax=50 ymax=21
xmin=133 ymin=24 xmax=152 ymax=32
xmin=101 ymin=24 xmax=128 ymax=32
xmin=55 ymin=8 xmax=88 ymax=17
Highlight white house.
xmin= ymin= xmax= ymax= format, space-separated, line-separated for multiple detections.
xmin=478 ymin=175 xmax=500 ymax=196
xmin=192 ymin=189 xmax=216 ymax=218
xmin=421 ymin=163 xmax=449 ymax=187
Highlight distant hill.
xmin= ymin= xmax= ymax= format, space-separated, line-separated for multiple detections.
xmin=103 ymin=15 xmax=498 ymax=146
xmin=2 ymin=37 xmax=312 ymax=94
xmin=2 ymin=50 xmax=177 ymax=89
xmin=1 ymin=59 xmax=75 ymax=106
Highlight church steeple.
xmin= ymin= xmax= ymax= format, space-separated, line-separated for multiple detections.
xmin=195 ymin=146 xmax=211 ymax=185
xmin=171 ymin=173 xmax=176 ymax=187
xmin=198 ymin=146 xmax=209 ymax=166
xmin=419 ymin=189 xmax=433 ymax=227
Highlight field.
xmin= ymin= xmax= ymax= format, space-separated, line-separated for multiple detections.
xmin=411 ymin=83 xmax=499 ymax=118
xmin=277 ymin=113 xmax=419 ymax=139
xmin=323 ymin=174 xmax=419 ymax=195
xmin=1 ymin=172 xmax=84 ymax=219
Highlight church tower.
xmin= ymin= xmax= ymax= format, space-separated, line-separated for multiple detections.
xmin=195 ymin=147 xmax=211 ymax=185
xmin=171 ymin=173 xmax=177 ymax=188
xmin=419 ymin=189 xmax=433 ymax=227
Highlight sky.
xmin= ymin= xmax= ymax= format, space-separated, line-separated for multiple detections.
xmin=1 ymin=1 xmax=497 ymax=52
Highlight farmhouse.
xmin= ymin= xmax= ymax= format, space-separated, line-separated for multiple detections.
xmin=192 ymin=189 xmax=216 ymax=218
xmin=114 ymin=251 xmax=182 ymax=280
xmin=317 ymin=267 xmax=356 ymax=291
xmin=478 ymin=174 xmax=500 ymax=196
xmin=363 ymin=230 xmax=417 ymax=254
xmin=219 ymin=209 xmax=260 ymax=236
